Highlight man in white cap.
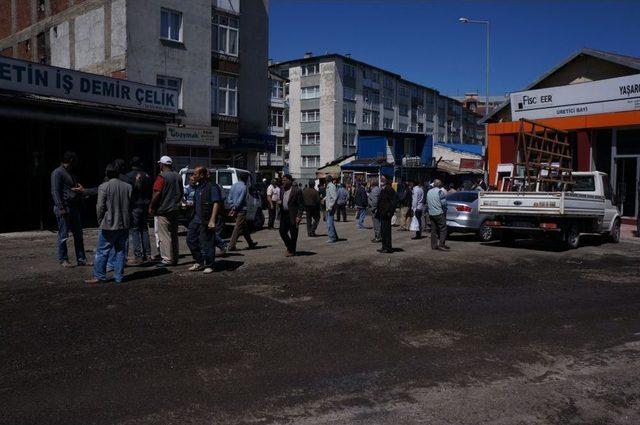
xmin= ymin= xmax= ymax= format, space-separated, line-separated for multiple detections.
xmin=148 ymin=155 xmax=183 ymax=266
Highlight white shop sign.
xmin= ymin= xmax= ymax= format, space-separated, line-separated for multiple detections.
xmin=0 ymin=56 xmax=178 ymax=114
xmin=510 ymin=73 xmax=640 ymax=120
xmin=166 ymin=124 xmax=219 ymax=147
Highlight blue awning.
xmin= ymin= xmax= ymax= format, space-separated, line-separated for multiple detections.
xmin=434 ymin=143 xmax=484 ymax=156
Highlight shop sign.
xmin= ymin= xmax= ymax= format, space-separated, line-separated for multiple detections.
xmin=231 ymin=134 xmax=277 ymax=152
xmin=511 ymin=73 xmax=640 ymax=120
xmin=166 ymin=125 xmax=219 ymax=147
xmin=0 ymin=56 xmax=178 ymax=114
xmin=459 ymin=158 xmax=484 ymax=170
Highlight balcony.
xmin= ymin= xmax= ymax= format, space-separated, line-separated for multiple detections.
xmin=269 ymin=125 xmax=285 ymax=138
xmin=259 ymin=153 xmax=284 ymax=167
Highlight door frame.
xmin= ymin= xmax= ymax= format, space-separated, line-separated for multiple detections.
xmin=613 ymin=155 xmax=640 ymax=218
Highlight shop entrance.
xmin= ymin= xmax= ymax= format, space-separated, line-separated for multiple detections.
xmin=614 ymin=157 xmax=639 ymax=218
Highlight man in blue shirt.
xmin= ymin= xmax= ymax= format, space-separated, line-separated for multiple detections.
xmin=227 ymin=173 xmax=258 ymax=251
xmin=426 ymin=179 xmax=449 ymax=251
xmin=186 ymin=167 xmax=223 ymax=274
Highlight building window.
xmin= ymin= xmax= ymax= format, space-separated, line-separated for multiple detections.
xmin=157 ymin=75 xmax=183 ymax=109
xmin=372 ymin=111 xmax=380 ymax=128
xmin=212 ymin=15 xmax=239 ymax=56
xmin=342 ymin=133 xmax=357 ymax=147
xmin=399 ymin=122 xmax=409 ymax=132
xmin=343 ymin=63 xmax=356 ymax=78
xmin=343 ymin=86 xmax=356 ymax=101
xmin=301 ymin=85 xmax=320 ymax=99
xmin=371 ymin=71 xmax=379 ymax=83
xmin=411 ymin=86 xmax=419 ymax=97
xmin=399 ymin=103 xmax=409 ymax=117
xmin=271 ymin=80 xmax=284 ymax=99
xmin=301 ymin=132 xmax=320 ymax=145
xmin=343 ymin=109 xmax=356 ymax=124
xmin=270 ymin=109 xmax=284 ymax=128
xmin=383 ymin=75 xmax=394 ymax=88
xmin=161 ymin=8 xmax=182 ymax=42
xmin=362 ymin=109 xmax=372 ymax=125
xmin=211 ymin=74 xmax=238 ymax=116
xmin=399 ymin=85 xmax=409 ymax=97
xmin=383 ymin=118 xmax=394 ymax=130
xmin=301 ymin=109 xmax=320 ymax=122
xmin=383 ymin=91 xmax=393 ymax=110
xmin=363 ymin=87 xmax=379 ymax=105
xmin=301 ymin=63 xmax=319 ymax=76
xmin=302 ymin=155 xmax=320 ymax=167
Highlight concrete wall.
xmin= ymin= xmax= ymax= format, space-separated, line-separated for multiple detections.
xmin=288 ymin=65 xmax=302 ymax=178
xmin=238 ymin=0 xmax=268 ymax=135
xmin=127 ymin=0 xmax=211 ymax=127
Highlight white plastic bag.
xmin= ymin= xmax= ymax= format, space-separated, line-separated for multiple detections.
xmin=409 ymin=215 xmax=420 ymax=232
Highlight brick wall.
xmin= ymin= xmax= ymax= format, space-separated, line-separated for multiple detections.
xmin=50 ymin=0 xmax=71 ymax=15
xmin=111 ymin=70 xmax=127 ymax=79
xmin=0 ymin=0 xmax=12 ymax=38
xmin=16 ymin=39 xmax=31 ymax=60
xmin=15 ymin=1 xmax=32 ymax=32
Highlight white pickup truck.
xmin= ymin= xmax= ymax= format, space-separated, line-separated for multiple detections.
xmin=478 ymin=172 xmax=621 ymax=248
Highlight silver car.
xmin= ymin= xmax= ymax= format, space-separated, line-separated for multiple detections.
xmin=445 ymin=191 xmax=494 ymax=242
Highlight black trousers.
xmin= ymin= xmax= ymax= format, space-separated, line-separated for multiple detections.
xmin=380 ymin=217 xmax=392 ymax=251
xmin=305 ymin=207 xmax=320 ymax=236
xmin=335 ymin=204 xmax=347 ymax=221
xmin=429 ymin=214 xmax=448 ymax=249
xmin=268 ymin=205 xmax=277 ymax=229
xmin=279 ymin=210 xmax=299 ymax=254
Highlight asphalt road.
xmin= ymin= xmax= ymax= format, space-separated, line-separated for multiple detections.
xmin=1 ymin=217 xmax=640 ymax=424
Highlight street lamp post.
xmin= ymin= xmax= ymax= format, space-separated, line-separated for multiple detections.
xmin=459 ymin=17 xmax=490 ymax=118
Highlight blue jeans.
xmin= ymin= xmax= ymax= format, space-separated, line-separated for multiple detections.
xmin=355 ymin=207 xmax=366 ymax=229
xmin=130 ymin=208 xmax=151 ymax=260
xmin=186 ymin=219 xmax=215 ymax=267
xmin=326 ymin=208 xmax=338 ymax=242
xmin=54 ymin=206 xmax=86 ymax=264
xmin=107 ymin=238 xmax=129 ymax=270
xmin=94 ymin=229 xmax=128 ymax=282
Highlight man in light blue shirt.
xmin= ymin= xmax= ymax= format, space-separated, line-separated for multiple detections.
xmin=411 ymin=181 xmax=424 ymax=240
xmin=325 ymin=175 xmax=339 ymax=243
xmin=426 ymin=179 xmax=449 ymax=251
xmin=227 ymin=174 xmax=257 ymax=251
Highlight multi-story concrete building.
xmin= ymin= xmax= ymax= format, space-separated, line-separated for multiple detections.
xmin=270 ymin=53 xmax=484 ymax=180
xmin=258 ymin=70 xmax=288 ymax=177
xmin=0 ymin=0 xmax=270 ymax=171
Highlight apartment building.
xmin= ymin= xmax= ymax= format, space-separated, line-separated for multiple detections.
xmin=0 ymin=0 xmax=270 ymax=171
xmin=258 ymin=71 xmax=288 ymax=177
xmin=0 ymin=0 xmax=269 ymax=232
xmin=270 ymin=53 xmax=484 ymax=180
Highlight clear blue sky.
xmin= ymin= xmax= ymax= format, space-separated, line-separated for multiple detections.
xmin=269 ymin=0 xmax=640 ymax=97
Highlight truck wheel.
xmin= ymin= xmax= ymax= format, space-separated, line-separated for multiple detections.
xmin=565 ymin=224 xmax=580 ymax=249
xmin=477 ymin=221 xmax=493 ymax=242
xmin=609 ymin=219 xmax=621 ymax=243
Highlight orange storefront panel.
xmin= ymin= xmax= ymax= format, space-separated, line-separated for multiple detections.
xmin=487 ymin=110 xmax=640 ymax=180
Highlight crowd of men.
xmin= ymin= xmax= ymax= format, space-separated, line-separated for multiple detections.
xmin=51 ymin=152 xmax=458 ymax=284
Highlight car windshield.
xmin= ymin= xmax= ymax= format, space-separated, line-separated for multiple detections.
xmin=446 ymin=192 xmax=478 ymax=203
xmin=573 ymin=176 xmax=595 ymax=192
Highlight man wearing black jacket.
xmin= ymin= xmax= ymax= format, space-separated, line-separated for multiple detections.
xmin=354 ymin=181 xmax=368 ymax=230
xmin=279 ymin=174 xmax=305 ymax=256
xmin=377 ymin=175 xmax=397 ymax=254
xmin=50 ymin=151 xmax=90 ymax=267
xmin=125 ymin=157 xmax=153 ymax=264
